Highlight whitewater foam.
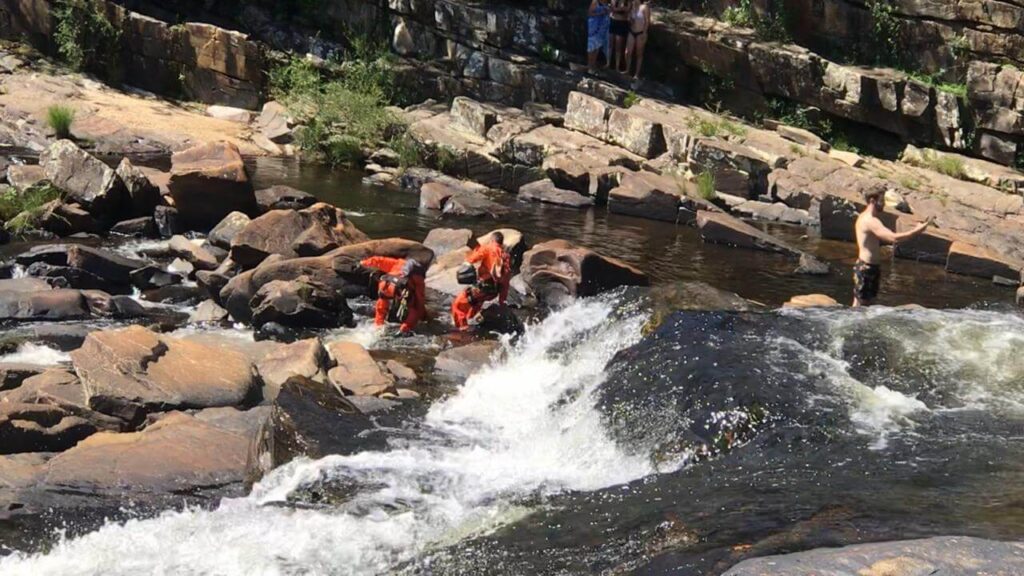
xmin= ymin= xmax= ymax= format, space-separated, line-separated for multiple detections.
xmin=0 ymin=296 xmax=652 ymax=576
xmin=0 ymin=342 xmax=71 ymax=365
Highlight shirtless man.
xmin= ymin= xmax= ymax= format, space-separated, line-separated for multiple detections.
xmin=853 ymin=184 xmax=932 ymax=306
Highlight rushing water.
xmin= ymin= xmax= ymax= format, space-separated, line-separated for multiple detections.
xmin=2 ymin=158 xmax=1023 ymax=573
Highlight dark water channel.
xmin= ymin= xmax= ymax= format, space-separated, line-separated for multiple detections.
xmin=250 ymin=157 xmax=1009 ymax=309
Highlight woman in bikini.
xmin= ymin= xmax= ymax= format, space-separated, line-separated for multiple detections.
xmin=586 ymin=0 xmax=611 ymax=73
xmin=624 ymin=0 xmax=651 ymax=81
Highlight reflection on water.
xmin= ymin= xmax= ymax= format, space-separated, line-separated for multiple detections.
xmin=249 ymin=157 xmax=1008 ymax=309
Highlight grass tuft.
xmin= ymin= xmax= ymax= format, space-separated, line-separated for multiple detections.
xmin=46 ymin=105 xmax=75 ymax=139
xmin=696 ymin=170 xmax=717 ymax=201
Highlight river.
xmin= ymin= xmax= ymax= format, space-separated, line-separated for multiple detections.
xmin=0 ymin=158 xmax=1021 ymax=574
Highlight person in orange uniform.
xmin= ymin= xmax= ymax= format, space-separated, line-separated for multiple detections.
xmin=360 ymin=256 xmax=426 ymax=335
xmin=451 ymin=232 xmax=511 ymax=331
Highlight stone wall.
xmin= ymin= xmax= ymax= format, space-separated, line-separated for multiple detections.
xmin=697 ymin=0 xmax=1024 ymax=75
xmin=0 ymin=0 xmax=263 ymax=109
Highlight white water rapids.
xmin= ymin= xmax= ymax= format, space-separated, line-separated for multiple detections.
xmin=0 ymin=297 xmax=655 ymax=576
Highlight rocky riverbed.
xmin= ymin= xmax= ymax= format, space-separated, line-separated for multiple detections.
xmin=1 ymin=36 xmax=1024 ymax=576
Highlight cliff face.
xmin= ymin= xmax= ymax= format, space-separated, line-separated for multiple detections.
xmin=2 ymin=0 xmax=1022 ymax=166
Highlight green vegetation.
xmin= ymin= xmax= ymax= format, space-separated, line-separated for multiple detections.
xmin=687 ymin=116 xmax=746 ymax=138
xmin=899 ymin=175 xmax=921 ymax=191
xmin=763 ymin=97 xmax=861 ymax=154
xmin=46 ymin=105 xmax=75 ymax=139
xmin=623 ymin=91 xmax=640 ymax=109
xmin=904 ymin=69 xmax=967 ymax=98
xmin=269 ymin=38 xmax=405 ymax=167
xmin=867 ymin=0 xmax=901 ymax=66
xmin=390 ymin=134 xmax=424 ymax=171
xmin=53 ymin=0 xmax=122 ymax=80
xmin=696 ymin=170 xmax=717 ymax=201
xmin=430 ymin=145 xmax=461 ymax=175
xmin=0 ymin=182 xmax=62 ymax=233
xmin=722 ymin=0 xmax=790 ymax=42
xmin=539 ymin=43 xmax=558 ymax=64
xmin=920 ymin=150 xmax=967 ymax=179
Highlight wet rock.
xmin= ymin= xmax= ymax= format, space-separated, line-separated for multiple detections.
xmin=946 ymin=241 xmax=1024 ymax=281
xmin=129 ymin=265 xmax=183 ymax=291
xmin=783 ymin=294 xmax=841 ymax=308
xmin=0 ymin=363 xmax=47 ymax=392
xmin=109 ymin=216 xmax=157 ymax=238
xmin=423 ymin=228 xmax=473 ymax=257
xmin=0 ymin=401 xmax=120 ymax=454
xmin=253 ymin=322 xmax=310 ymax=343
xmin=385 ymin=359 xmax=417 ymax=382
xmin=254 ymin=185 xmax=316 ymax=213
xmin=168 ymin=141 xmax=257 ymax=229
xmin=650 ymin=281 xmax=763 ymax=315
xmin=425 ymin=246 xmax=473 ymax=298
xmin=168 ymin=235 xmax=220 ymax=271
xmin=1017 ymin=286 xmax=1024 ymax=307
xmin=36 ymin=201 xmax=100 ymax=236
xmin=40 ymin=140 xmax=126 ymax=218
xmin=1 ymin=369 xmax=84 ymax=409
xmin=208 ymin=211 xmax=251 ymax=250
xmin=246 ymin=376 xmax=397 ymax=481
xmin=608 ymin=171 xmax=683 ymax=222
xmin=0 ymin=289 xmax=90 ymax=321
xmin=543 ymin=153 xmax=591 ymax=194
xmin=420 ymin=181 xmax=459 ymax=210
xmin=722 ymin=536 xmax=1024 ymax=576
xmin=195 ymin=256 xmax=240 ymax=298
xmin=326 ymin=341 xmax=395 ymax=396
xmin=732 ymin=200 xmax=813 ymax=226
xmin=521 ymin=239 xmax=649 ymax=305
xmin=154 ymin=205 xmax=183 ymax=238
xmin=230 ymin=203 xmax=368 ymax=269
xmin=697 ymin=211 xmax=803 ymax=257
xmin=115 ymin=158 xmax=161 ymax=218
xmin=71 ymin=326 xmax=259 ymax=422
xmin=251 ymin=277 xmax=355 ymax=330
xmin=168 ymin=257 xmax=194 ymax=277
xmin=795 ymin=253 xmax=831 ymax=275
xmin=479 ymin=304 xmax=525 ymax=335
xmin=189 ymin=299 xmax=229 ymax=324
xmin=255 ymin=339 xmax=328 ymax=400
xmin=369 ymin=148 xmax=400 ymax=168
xmin=442 ymin=193 xmax=509 ymax=218
xmin=435 ymin=341 xmax=501 ymax=378
xmin=222 ymin=239 xmax=433 ymax=323
xmin=893 ymin=219 xmax=956 ymax=264
xmin=518 ymin=179 xmax=594 ymax=208
xmin=42 ymin=408 xmax=268 ymax=501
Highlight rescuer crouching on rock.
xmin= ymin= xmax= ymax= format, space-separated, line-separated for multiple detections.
xmin=360 ymin=256 xmax=426 ymax=336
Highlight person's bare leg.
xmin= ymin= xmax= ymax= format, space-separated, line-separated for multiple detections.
xmin=623 ymin=35 xmax=635 ymax=76
xmin=632 ymin=34 xmax=647 ymax=80
xmin=588 ymin=49 xmax=598 ymax=73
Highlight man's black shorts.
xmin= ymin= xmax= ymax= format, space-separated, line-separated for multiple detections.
xmin=853 ymin=260 xmax=881 ymax=302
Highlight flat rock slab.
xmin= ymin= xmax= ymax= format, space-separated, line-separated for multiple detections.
xmin=423 ymin=228 xmax=473 ymax=257
xmin=696 ymin=211 xmax=801 ymax=257
xmin=41 ymin=408 xmax=268 ymax=496
xmin=946 ymin=241 xmax=1024 ymax=281
xmin=518 ymin=179 xmax=594 ymax=208
xmin=723 ymin=536 xmax=1024 ymax=575
xmin=435 ymin=341 xmax=502 ymax=378
xmin=71 ymin=326 xmax=258 ymax=422
xmin=521 ymin=239 xmax=650 ymax=305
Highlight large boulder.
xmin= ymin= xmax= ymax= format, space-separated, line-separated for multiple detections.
xmin=518 ymin=179 xmax=594 ymax=208
xmin=246 ymin=376 xmax=402 ymax=481
xmin=946 ymin=241 xmax=1024 ymax=280
xmin=696 ymin=211 xmax=802 ymax=257
xmin=0 ymin=289 xmax=90 ymax=321
xmin=564 ymin=91 xmax=613 ymax=140
xmin=71 ymin=326 xmax=259 ymax=422
xmin=723 ymin=536 xmax=1024 ymax=576
xmin=0 ymin=402 xmax=121 ymax=454
xmin=168 ymin=235 xmax=220 ymax=271
xmin=520 ymin=239 xmax=649 ymax=304
xmin=42 ymin=407 xmax=268 ymax=499
xmin=250 ymin=278 xmax=355 ymax=331
xmin=167 ymin=141 xmax=257 ymax=229
xmin=15 ymin=244 xmax=146 ymax=292
xmin=423 ymin=228 xmax=473 ymax=257
xmin=607 ymin=171 xmax=683 ymax=222
xmin=254 ymin=185 xmax=316 ymax=212
xmin=208 ymin=211 xmax=251 ymax=250
xmin=0 ymin=363 xmax=47 ymax=391
xmin=434 ymin=341 xmax=501 ymax=378
xmin=229 ymin=203 xmax=369 ymax=269
xmin=254 ymin=338 xmax=329 ymax=400
xmin=221 ymin=239 xmax=434 ymax=323
xmin=115 ymin=158 xmax=162 ymax=218
xmin=39 ymin=140 xmax=125 ymax=218
xmin=326 ymin=341 xmax=395 ymax=397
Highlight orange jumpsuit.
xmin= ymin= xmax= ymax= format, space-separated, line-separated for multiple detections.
xmin=451 ymin=243 xmax=511 ymax=330
xmin=360 ymin=256 xmax=426 ymax=333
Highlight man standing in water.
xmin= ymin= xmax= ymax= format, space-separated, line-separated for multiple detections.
xmin=854 ymin=185 xmax=932 ymax=306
